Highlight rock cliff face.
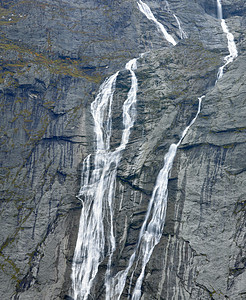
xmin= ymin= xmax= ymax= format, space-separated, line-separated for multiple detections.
xmin=0 ymin=0 xmax=245 ymax=299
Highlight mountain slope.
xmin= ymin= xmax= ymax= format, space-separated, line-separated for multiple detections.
xmin=0 ymin=0 xmax=245 ymax=299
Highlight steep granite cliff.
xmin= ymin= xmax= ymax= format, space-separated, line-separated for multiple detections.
xmin=0 ymin=0 xmax=245 ymax=299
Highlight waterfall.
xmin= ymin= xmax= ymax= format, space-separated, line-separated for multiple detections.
xmin=100 ymin=3 xmax=203 ymax=299
xmin=216 ymin=0 xmax=238 ymax=79
xmin=104 ymin=58 xmax=139 ymax=298
xmin=217 ymin=0 xmax=223 ymax=19
xmin=125 ymin=2 xmax=238 ymax=299
xmin=164 ymin=0 xmax=187 ymax=39
xmin=173 ymin=14 xmax=187 ymax=39
xmin=109 ymin=96 xmax=204 ymax=300
xmin=131 ymin=97 xmax=204 ymax=300
xmin=72 ymin=1 xmax=239 ymax=299
xmin=71 ymin=58 xmax=138 ymax=300
xmin=137 ymin=0 xmax=177 ymax=45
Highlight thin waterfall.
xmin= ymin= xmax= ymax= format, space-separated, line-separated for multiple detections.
xmin=137 ymin=0 xmax=177 ymax=45
xmin=109 ymin=95 xmax=204 ymax=300
xmin=131 ymin=96 xmax=204 ymax=300
xmin=217 ymin=0 xmax=238 ymax=79
xmin=105 ymin=58 xmax=139 ymax=298
xmin=173 ymin=14 xmax=187 ymax=39
xmin=71 ymin=58 xmax=138 ymax=300
xmin=164 ymin=0 xmax=187 ymax=39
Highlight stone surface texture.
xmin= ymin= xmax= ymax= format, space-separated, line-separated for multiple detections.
xmin=0 ymin=0 xmax=245 ymax=299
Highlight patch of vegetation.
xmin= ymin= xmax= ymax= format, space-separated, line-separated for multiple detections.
xmin=0 ymin=37 xmax=103 ymax=84
xmin=222 ymin=143 xmax=234 ymax=149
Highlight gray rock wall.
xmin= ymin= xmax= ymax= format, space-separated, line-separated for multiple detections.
xmin=0 ymin=0 xmax=245 ymax=299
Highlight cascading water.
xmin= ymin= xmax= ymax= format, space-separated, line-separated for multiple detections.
xmin=217 ymin=0 xmax=238 ymax=79
xmin=173 ymin=14 xmax=187 ymax=39
xmin=137 ymin=0 xmax=177 ymax=45
xmin=104 ymin=2 xmax=190 ymax=299
xmin=71 ymin=58 xmax=138 ymax=300
xmin=123 ymin=2 xmax=237 ymax=299
xmin=71 ymin=71 xmax=119 ymax=300
xmin=108 ymin=94 xmax=204 ymax=300
xmin=72 ymin=0 xmax=238 ymax=299
xmin=130 ymin=95 xmax=204 ymax=300
xmin=106 ymin=1 xmax=238 ymax=299
xmin=164 ymin=0 xmax=187 ymax=39
xmin=104 ymin=57 xmax=139 ymax=298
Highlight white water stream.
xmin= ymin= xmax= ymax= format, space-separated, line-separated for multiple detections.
xmin=130 ymin=96 xmax=204 ymax=299
xmin=107 ymin=1 xmax=238 ymax=299
xmin=137 ymin=0 xmax=177 ymax=45
xmin=104 ymin=2 xmax=200 ymax=299
xmin=108 ymin=96 xmax=204 ymax=300
xmin=217 ymin=0 xmax=238 ymax=79
xmin=72 ymin=0 xmax=238 ymax=299
xmin=173 ymin=14 xmax=187 ymax=39
xmin=72 ymin=58 xmax=138 ymax=300
xmin=164 ymin=0 xmax=187 ymax=39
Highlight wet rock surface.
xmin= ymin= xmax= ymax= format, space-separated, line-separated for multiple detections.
xmin=0 ymin=0 xmax=245 ymax=299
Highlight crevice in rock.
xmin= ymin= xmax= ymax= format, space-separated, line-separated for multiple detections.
xmin=117 ymin=174 xmax=152 ymax=196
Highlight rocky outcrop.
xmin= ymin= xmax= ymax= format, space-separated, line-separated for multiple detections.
xmin=0 ymin=0 xmax=245 ymax=299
